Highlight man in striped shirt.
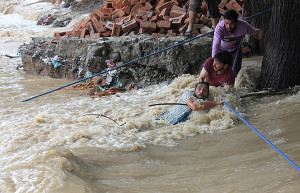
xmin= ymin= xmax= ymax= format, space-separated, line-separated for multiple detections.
xmin=161 ymin=82 xmax=223 ymax=125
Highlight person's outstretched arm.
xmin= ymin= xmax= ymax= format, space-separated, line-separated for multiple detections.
xmin=253 ymin=29 xmax=263 ymax=40
xmin=186 ymin=98 xmax=222 ymax=111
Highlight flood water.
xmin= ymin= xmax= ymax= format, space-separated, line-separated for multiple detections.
xmin=0 ymin=1 xmax=300 ymax=192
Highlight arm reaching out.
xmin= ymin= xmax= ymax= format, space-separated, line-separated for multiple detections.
xmin=253 ymin=29 xmax=263 ymax=40
xmin=186 ymin=98 xmax=223 ymax=111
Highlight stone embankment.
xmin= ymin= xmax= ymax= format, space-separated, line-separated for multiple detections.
xmin=21 ymin=35 xmax=212 ymax=89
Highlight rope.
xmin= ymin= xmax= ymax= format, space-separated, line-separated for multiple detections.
xmin=242 ymin=4 xmax=245 ymax=21
xmin=223 ymin=102 xmax=300 ymax=172
xmin=225 ymin=9 xmax=299 ymax=172
xmin=244 ymin=8 xmax=272 ymax=20
xmin=232 ymin=42 xmax=241 ymax=72
xmin=232 ymin=5 xmax=244 ymax=72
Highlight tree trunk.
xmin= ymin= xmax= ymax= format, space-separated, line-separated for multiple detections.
xmin=258 ymin=0 xmax=300 ymax=91
xmin=247 ymin=0 xmax=274 ymax=53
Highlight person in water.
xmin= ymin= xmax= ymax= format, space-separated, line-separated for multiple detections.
xmin=159 ymin=82 xmax=223 ymax=125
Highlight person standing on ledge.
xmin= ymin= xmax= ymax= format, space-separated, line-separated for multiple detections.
xmin=212 ymin=9 xmax=263 ymax=76
xmin=184 ymin=0 xmax=220 ymax=37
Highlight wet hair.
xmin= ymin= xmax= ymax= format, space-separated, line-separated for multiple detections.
xmin=224 ymin=9 xmax=238 ymax=22
xmin=195 ymin=81 xmax=210 ymax=96
xmin=213 ymin=50 xmax=232 ymax=66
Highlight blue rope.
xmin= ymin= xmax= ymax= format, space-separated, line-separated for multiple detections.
xmin=242 ymin=4 xmax=245 ymax=21
xmin=232 ymin=5 xmax=244 ymax=72
xmin=244 ymin=8 xmax=272 ymax=20
xmin=232 ymin=42 xmax=241 ymax=72
xmin=223 ymin=102 xmax=300 ymax=172
xmin=21 ymin=31 xmax=214 ymax=102
xmin=227 ymin=7 xmax=300 ymax=172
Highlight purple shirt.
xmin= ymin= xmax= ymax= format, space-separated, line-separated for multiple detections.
xmin=203 ymin=58 xmax=235 ymax=87
xmin=212 ymin=20 xmax=258 ymax=57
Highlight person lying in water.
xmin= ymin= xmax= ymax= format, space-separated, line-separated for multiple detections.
xmin=158 ymin=82 xmax=223 ymax=125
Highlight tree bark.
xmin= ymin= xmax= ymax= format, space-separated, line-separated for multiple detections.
xmin=247 ymin=0 xmax=274 ymax=53
xmin=258 ymin=0 xmax=300 ymax=91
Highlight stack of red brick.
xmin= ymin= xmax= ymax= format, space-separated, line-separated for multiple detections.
xmin=54 ymin=0 xmax=245 ymax=40
xmin=51 ymin=0 xmax=62 ymax=4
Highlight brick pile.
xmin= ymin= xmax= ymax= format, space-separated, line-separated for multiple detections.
xmin=54 ymin=0 xmax=245 ymax=40
xmin=51 ymin=0 xmax=62 ymax=4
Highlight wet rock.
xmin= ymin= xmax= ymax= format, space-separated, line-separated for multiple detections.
xmin=37 ymin=14 xmax=56 ymax=26
xmin=63 ymin=0 xmax=75 ymax=8
xmin=52 ymin=16 xmax=72 ymax=27
xmin=69 ymin=0 xmax=103 ymax=12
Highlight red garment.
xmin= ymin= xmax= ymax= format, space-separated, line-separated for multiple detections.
xmin=203 ymin=58 xmax=235 ymax=87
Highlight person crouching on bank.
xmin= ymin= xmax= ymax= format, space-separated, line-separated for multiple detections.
xmin=198 ymin=50 xmax=235 ymax=93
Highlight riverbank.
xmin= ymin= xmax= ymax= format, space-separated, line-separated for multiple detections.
xmin=21 ymin=35 xmax=213 ymax=89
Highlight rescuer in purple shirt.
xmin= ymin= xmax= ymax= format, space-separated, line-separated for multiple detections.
xmin=212 ymin=9 xmax=262 ymax=76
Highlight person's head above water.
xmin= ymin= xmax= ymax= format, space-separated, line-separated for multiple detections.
xmin=194 ymin=82 xmax=209 ymax=99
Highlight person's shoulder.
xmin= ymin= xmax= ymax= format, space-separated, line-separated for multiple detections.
xmin=238 ymin=20 xmax=252 ymax=27
xmin=203 ymin=57 xmax=214 ymax=67
xmin=183 ymin=91 xmax=194 ymax=96
xmin=215 ymin=21 xmax=225 ymax=32
xmin=207 ymin=57 xmax=214 ymax=62
xmin=181 ymin=91 xmax=194 ymax=100
xmin=217 ymin=20 xmax=225 ymax=27
xmin=182 ymin=91 xmax=195 ymax=97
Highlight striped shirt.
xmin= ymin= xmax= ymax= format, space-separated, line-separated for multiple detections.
xmin=162 ymin=91 xmax=204 ymax=125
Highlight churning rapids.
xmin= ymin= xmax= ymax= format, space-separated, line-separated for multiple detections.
xmin=0 ymin=1 xmax=300 ymax=192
